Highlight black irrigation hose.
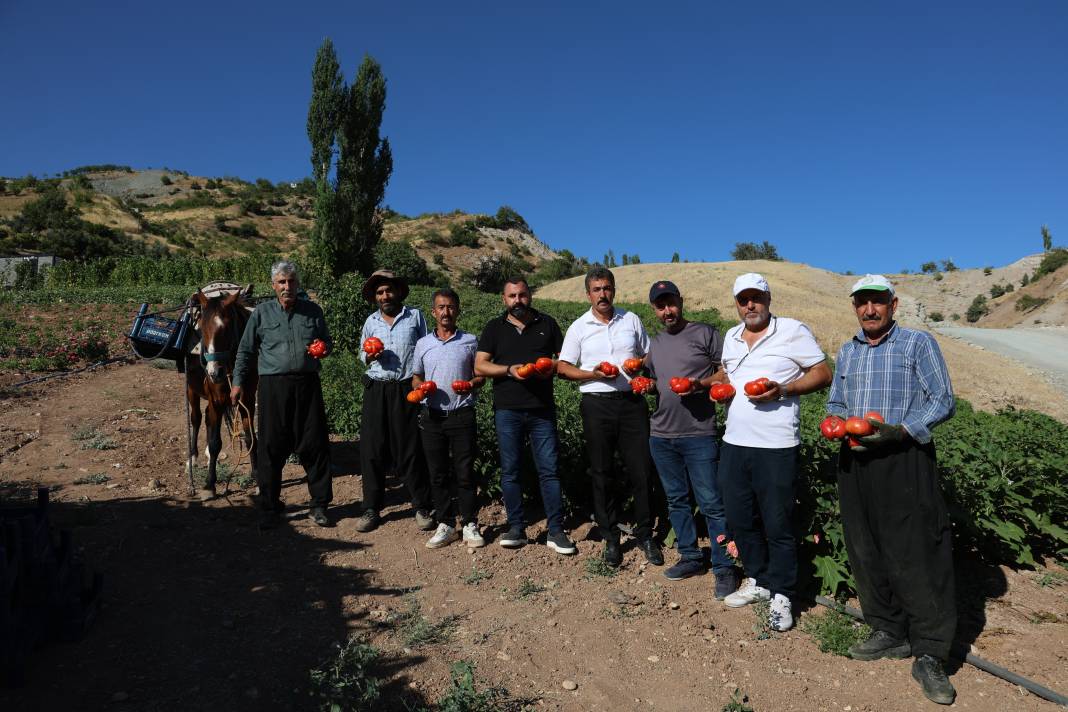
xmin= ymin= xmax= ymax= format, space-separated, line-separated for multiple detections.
xmin=813 ymin=595 xmax=1068 ymax=707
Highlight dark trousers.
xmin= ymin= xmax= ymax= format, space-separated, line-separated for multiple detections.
xmin=495 ymin=408 xmax=565 ymax=533
xmin=419 ymin=406 xmax=478 ymax=525
xmin=838 ymin=441 xmax=956 ymax=660
xmin=720 ymin=443 xmax=798 ymax=599
xmin=359 ymin=377 xmax=431 ymax=514
xmin=580 ymin=393 xmax=653 ymax=541
xmin=255 ymin=373 xmax=332 ymax=512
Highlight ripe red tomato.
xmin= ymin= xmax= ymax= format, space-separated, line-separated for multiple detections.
xmin=534 ymin=357 xmax=554 ymax=375
xmin=709 ymin=383 xmax=736 ymax=402
xmin=630 ymin=376 xmax=652 ymax=394
xmin=362 ymin=337 xmax=384 ymax=355
xmin=670 ymin=377 xmax=693 ymax=394
xmin=864 ymin=411 xmax=884 ymax=424
xmin=452 ymin=379 xmax=472 ymax=394
xmin=406 ymin=389 xmax=425 ymax=404
xmin=598 ymin=362 xmax=619 ymax=377
xmin=419 ymin=380 xmax=437 ymax=394
xmin=819 ymin=415 xmax=847 ymax=440
xmin=623 ymin=357 xmax=643 ymax=373
xmin=744 ymin=380 xmax=768 ymax=397
xmin=844 ymin=416 xmax=873 ymax=437
xmin=516 ymin=363 xmax=535 ymax=379
xmin=847 ymin=436 xmax=862 ymax=448
xmin=306 ymin=339 xmax=327 ymax=359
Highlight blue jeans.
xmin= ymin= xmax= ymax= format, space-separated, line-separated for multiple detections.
xmin=495 ymin=408 xmax=565 ymax=534
xmin=649 ymin=435 xmax=732 ymax=572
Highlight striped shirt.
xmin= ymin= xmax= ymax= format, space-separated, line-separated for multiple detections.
xmin=412 ymin=329 xmax=479 ymax=410
xmin=360 ymin=305 xmax=428 ymax=381
xmin=827 ymin=323 xmax=955 ymax=444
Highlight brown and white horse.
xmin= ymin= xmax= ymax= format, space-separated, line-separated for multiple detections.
xmin=185 ymin=290 xmax=257 ymax=498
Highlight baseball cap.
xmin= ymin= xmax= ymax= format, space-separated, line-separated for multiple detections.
xmin=849 ymin=274 xmax=895 ymax=297
xmin=648 ymin=280 xmax=681 ymax=303
xmin=733 ymin=273 xmax=770 ymax=296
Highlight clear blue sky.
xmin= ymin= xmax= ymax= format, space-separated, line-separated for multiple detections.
xmin=2 ymin=1 xmax=1065 ymax=273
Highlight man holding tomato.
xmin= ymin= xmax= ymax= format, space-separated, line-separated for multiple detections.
xmin=827 ymin=274 xmax=957 ymax=705
xmin=557 ymin=267 xmax=662 ymax=568
xmin=411 ymin=288 xmax=486 ymax=550
xmin=717 ymin=273 xmax=832 ymax=631
xmin=643 ymin=281 xmax=738 ymax=596
xmin=232 ymin=261 xmax=334 ymax=530
xmin=354 ymin=270 xmax=434 ymax=534
xmin=474 ymin=277 xmax=576 ymax=555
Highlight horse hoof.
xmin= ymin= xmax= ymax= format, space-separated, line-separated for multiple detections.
xmin=197 ymin=487 xmax=216 ymax=501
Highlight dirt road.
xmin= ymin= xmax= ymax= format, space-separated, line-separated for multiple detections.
xmin=936 ymin=326 xmax=1068 ymax=394
xmin=1 ymin=362 xmax=1066 ymax=711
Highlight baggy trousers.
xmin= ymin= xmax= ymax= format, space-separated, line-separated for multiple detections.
xmin=359 ymin=377 xmax=432 ymax=514
xmin=719 ymin=443 xmax=799 ymax=599
xmin=419 ymin=406 xmax=478 ymax=525
xmin=579 ymin=392 xmax=653 ymax=542
xmin=256 ymin=373 xmax=332 ymax=512
xmin=838 ymin=440 xmax=956 ymax=660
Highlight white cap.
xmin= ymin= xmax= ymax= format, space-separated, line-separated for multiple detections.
xmin=849 ymin=274 xmax=895 ymax=297
xmin=733 ymin=272 xmax=770 ymax=296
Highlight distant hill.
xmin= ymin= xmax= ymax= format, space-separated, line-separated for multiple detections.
xmin=0 ymin=167 xmax=565 ymax=279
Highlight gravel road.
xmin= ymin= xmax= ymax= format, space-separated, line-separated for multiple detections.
xmin=936 ymin=326 xmax=1068 ymax=393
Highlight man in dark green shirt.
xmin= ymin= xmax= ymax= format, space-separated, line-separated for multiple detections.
xmin=232 ymin=261 xmax=333 ymax=529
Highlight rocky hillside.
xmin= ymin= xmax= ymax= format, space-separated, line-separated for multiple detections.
xmin=0 ymin=167 xmax=562 ymax=278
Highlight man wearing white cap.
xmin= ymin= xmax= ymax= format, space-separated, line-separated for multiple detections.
xmin=827 ymin=274 xmax=957 ymax=705
xmin=716 ymin=273 xmax=832 ymax=632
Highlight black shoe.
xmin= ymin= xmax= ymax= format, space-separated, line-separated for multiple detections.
xmin=603 ymin=538 xmax=622 ymax=568
xmin=309 ymin=507 xmax=331 ymax=527
xmin=546 ymin=531 xmax=577 ymax=555
xmin=354 ymin=509 xmax=380 ymax=533
xmin=664 ymin=559 xmax=705 ymax=580
xmin=911 ymin=654 xmax=956 ymax=705
xmin=638 ymin=538 xmax=664 ymax=566
xmin=258 ymin=510 xmax=280 ymax=531
xmin=498 ymin=526 xmax=527 ymax=548
xmin=848 ymin=630 xmax=912 ymax=661
xmin=713 ymin=568 xmax=740 ymax=600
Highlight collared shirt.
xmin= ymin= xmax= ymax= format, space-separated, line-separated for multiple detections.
xmin=559 ymin=307 xmax=651 ymax=394
xmin=827 ymin=322 xmax=955 ymax=444
xmin=360 ymin=305 xmax=428 ymax=381
xmin=477 ymin=308 xmax=563 ymax=410
xmin=412 ymin=329 xmax=479 ymax=410
xmin=720 ymin=315 xmax=825 ymax=448
xmin=647 ymin=322 xmax=722 ymax=438
xmin=233 ymin=298 xmax=332 ymax=387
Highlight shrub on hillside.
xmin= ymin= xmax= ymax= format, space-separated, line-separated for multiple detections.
xmin=928 ymin=312 xmax=944 ymax=322
xmin=1015 ymin=295 xmax=1048 ymax=312
xmin=1035 ymin=248 xmax=1068 ymax=279
xmin=372 ymin=239 xmax=431 ymax=286
xmin=965 ymin=295 xmax=989 ymax=322
xmin=731 ymin=241 xmax=782 ymax=261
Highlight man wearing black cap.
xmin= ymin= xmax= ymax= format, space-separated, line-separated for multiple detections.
xmin=644 ymin=281 xmax=737 ymax=598
xmin=355 ymin=269 xmax=434 ymax=533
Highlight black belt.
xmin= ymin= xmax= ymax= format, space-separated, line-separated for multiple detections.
xmin=422 ymin=405 xmax=475 ymax=418
xmin=583 ymin=391 xmax=634 ymax=400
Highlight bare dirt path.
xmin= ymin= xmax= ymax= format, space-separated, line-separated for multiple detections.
xmin=935 ymin=326 xmax=1068 ymax=395
xmin=1 ymin=362 xmax=1065 ymax=711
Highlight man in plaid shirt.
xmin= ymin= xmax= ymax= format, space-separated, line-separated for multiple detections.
xmin=826 ymin=274 xmax=957 ymax=706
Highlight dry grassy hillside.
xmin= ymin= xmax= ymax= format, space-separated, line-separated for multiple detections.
xmin=537 ymin=261 xmax=1068 ymax=422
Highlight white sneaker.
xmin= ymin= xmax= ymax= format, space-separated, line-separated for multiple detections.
xmin=769 ymin=593 xmax=793 ymax=631
xmin=462 ymin=522 xmax=485 ymax=548
xmin=426 ymin=523 xmax=459 ymax=549
xmin=723 ymin=577 xmax=771 ymax=608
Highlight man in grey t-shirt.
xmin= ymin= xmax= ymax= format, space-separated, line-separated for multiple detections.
xmin=645 ymin=281 xmax=738 ymax=599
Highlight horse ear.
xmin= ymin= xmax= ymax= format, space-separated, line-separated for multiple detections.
xmin=195 ymin=290 xmax=208 ymax=307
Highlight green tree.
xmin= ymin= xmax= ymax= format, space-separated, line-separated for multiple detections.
xmin=966 ymin=295 xmax=989 ymax=323
xmin=731 ymin=241 xmax=781 ymax=261
xmin=671 ymin=252 xmax=680 ymax=263
xmin=1042 ymin=224 xmax=1052 ymax=252
xmin=631 ymin=253 xmax=641 ymax=264
xmin=940 ymin=259 xmax=958 ymax=272
xmin=621 ymin=254 xmax=630 ymax=266
xmin=306 ymin=42 xmax=393 ymax=278
xmin=920 ymin=262 xmax=937 ymax=274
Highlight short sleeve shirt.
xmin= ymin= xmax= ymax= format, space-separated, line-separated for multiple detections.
xmin=559 ymin=308 xmax=651 ymax=393
xmin=646 ymin=322 xmax=722 ymax=438
xmin=477 ymin=309 xmax=563 ymax=410
xmin=720 ymin=316 xmax=826 ymax=448
xmin=412 ymin=329 xmax=479 ymax=410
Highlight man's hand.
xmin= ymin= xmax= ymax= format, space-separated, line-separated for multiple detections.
xmin=365 ymin=349 xmax=381 ymax=363
xmin=853 ymin=419 xmax=909 ymax=453
xmin=230 ymin=385 xmax=243 ymax=405
xmin=747 ymin=380 xmax=783 ymax=403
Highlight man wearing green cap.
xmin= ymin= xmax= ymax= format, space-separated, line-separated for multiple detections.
xmin=827 ymin=273 xmax=958 ymax=705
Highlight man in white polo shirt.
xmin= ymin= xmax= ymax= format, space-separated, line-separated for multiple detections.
xmin=557 ymin=267 xmax=662 ymax=568
xmin=717 ymin=273 xmax=832 ymax=631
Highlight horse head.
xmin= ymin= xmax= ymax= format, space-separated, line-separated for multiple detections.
xmin=196 ymin=290 xmax=245 ymax=385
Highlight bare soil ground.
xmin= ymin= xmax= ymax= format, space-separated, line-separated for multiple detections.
xmin=1 ymin=361 xmax=1065 ymax=711
xmin=536 ymin=261 xmax=1068 ymax=422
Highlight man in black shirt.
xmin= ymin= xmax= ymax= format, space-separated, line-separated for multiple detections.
xmin=475 ymin=277 xmax=576 ymax=555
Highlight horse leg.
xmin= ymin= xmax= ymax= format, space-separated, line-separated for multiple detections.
xmin=200 ymin=403 xmax=224 ymax=500
xmin=187 ymin=385 xmax=202 ymax=477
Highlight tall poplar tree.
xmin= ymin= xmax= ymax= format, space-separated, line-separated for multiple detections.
xmin=306 ymin=40 xmax=393 ymax=278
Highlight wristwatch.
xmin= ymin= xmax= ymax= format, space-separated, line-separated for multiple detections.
xmin=778 ymin=383 xmax=789 ymax=401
